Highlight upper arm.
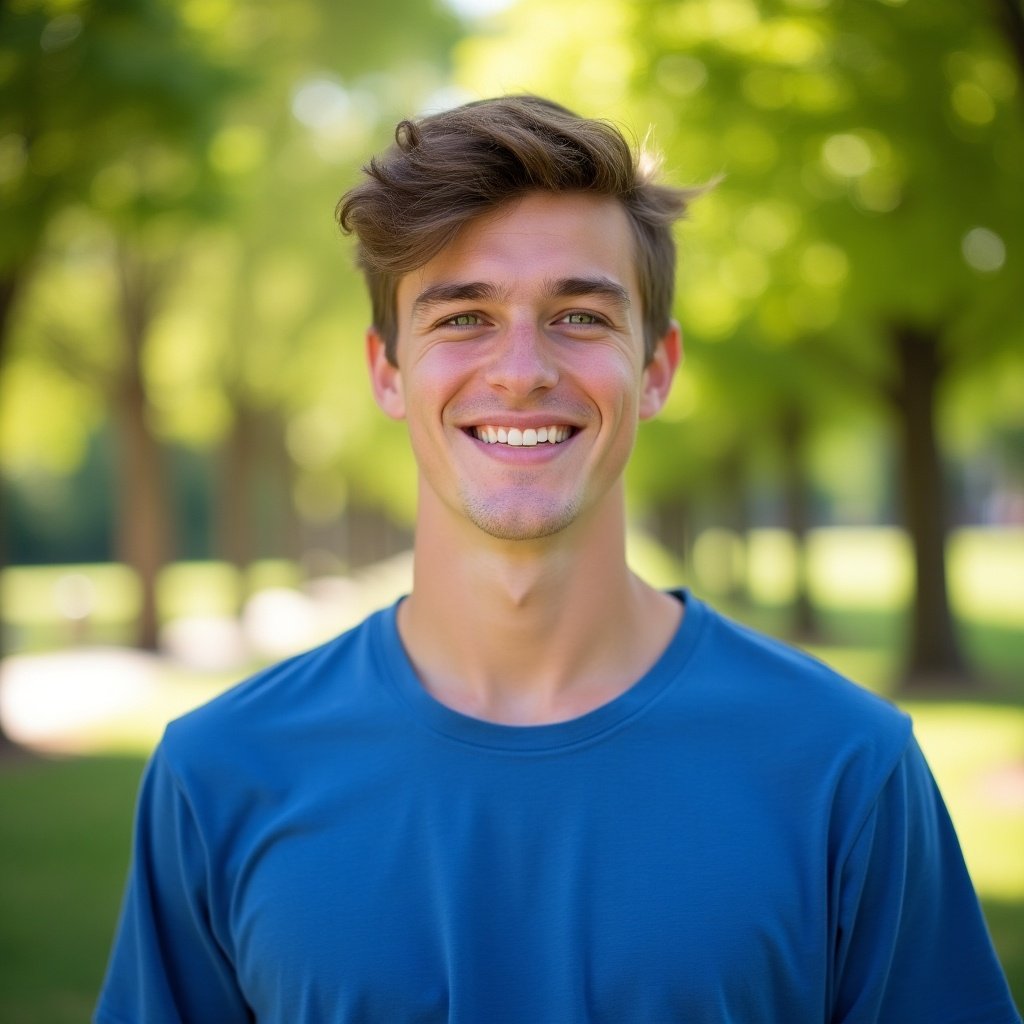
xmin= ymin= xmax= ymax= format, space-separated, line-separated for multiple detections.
xmin=95 ymin=747 xmax=253 ymax=1024
xmin=830 ymin=736 xmax=1020 ymax=1024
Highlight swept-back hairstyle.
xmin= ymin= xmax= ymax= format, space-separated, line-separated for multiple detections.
xmin=337 ymin=95 xmax=701 ymax=364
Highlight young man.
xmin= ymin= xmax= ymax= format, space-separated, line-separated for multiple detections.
xmin=96 ymin=96 xmax=1021 ymax=1023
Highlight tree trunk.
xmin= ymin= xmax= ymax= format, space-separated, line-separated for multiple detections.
xmin=217 ymin=404 xmax=260 ymax=610
xmin=0 ymin=270 xmax=24 ymax=748
xmin=718 ymin=445 xmax=749 ymax=604
xmin=217 ymin=407 xmax=300 ymax=569
xmin=344 ymin=502 xmax=410 ymax=569
xmin=113 ymin=250 xmax=173 ymax=651
xmin=778 ymin=403 xmax=819 ymax=640
xmin=891 ymin=324 xmax=968 ymax=688
xmin=262 ymin=412 xmax=301 ymax=564
xmin=648 ymin=493 xmax=692 ymax=568
xmin=0 ymin=272 xmax=20 ymax=369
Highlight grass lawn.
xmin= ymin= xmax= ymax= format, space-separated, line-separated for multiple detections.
xmin=0 ymin=755 xmax=145 ymax=1024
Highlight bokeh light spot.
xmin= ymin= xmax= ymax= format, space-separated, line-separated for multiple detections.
xmin=761 ymin=20 xmax=824 ymax=64
xmin=292 ymin=77 xmax=351 ymax=131
xmin=738 ymin=201 xmax=798 ymax=252
xmin=443 ymin=0 xmax=516 ymax=19
xmin=822 ymin=132 xmax=873 ymax=177
xmin=291 ymin=77 xmax=376 ymax=163
xmin=962 ymin=228 xmax=1006 ymax=273
xmin=952 ymin=82 xmax=996 ymax=125
xmin=656 ymin=54 xmax=708 ymax=97
xmin=40 ymin=14 xmax=82 ymax=53
xmin=853 ymin=169 xmax=902 ymax=213
xmin=210 ymin=125 xmax=266 ymax=176
xmin=800 ymin=242 xmax=849 ymax=288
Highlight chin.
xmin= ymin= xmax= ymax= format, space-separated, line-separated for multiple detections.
xmin=462 ymin=495 xmax=582 ymax=542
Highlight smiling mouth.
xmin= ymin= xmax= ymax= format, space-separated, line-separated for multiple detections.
xmin=468 ymin=425 xmax=575 ymax=447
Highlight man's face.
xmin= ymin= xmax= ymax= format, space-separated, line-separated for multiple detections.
xmin=368 ymin=191 xmax=679 ymax=542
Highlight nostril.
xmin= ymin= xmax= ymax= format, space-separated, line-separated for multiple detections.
xmin=485 ymin=352 xmax=559 ymax=393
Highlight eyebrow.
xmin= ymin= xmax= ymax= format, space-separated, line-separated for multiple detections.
xmin=411 ymin=276 xmax=631 ymax=319
xmin=411 ymin=282 xmax=508 ymax=318
xmin=547 ymin=276 xmax=631 ymax=310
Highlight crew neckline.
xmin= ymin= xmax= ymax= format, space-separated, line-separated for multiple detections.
xmin=372 ymin=589 xmax=708 ymax=752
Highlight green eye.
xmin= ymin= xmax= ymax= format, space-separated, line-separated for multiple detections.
xmin=564 ymin=312 xmax=599 ymax=325
xmin=447 ymin=314 xmax=480 ymax=327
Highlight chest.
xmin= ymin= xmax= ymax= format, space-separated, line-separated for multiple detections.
xmin=219 ymin=747 xmax=828 ymax=1022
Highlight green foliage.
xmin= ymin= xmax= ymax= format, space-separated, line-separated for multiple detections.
xmin=628 ymin=0 xmax=1024 ymax=349
xmin=1 ymin=0 xmax=462 ymax=558
xmin=0 ymin=0 xmax=237 ymax=267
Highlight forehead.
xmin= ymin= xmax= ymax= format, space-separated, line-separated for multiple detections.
xmin=395 ymin=192 xmax=639 ymax=314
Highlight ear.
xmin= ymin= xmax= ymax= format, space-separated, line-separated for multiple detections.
xmin=639 ymin=320 xmax=682 ymax=420
xmin=367 ymin=328 xmax=406 ymax=420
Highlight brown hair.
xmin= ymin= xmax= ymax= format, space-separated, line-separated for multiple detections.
xmin=337 ymin=95 xmax=700 ymax=365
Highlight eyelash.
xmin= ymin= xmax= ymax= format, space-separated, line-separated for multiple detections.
xmin=560 ymin=311 xmax=603 ymax=326
xmin=440 ymin=313 xmax=484 ymax=328
xmin=437 ymin=311 xmax=608 ymax=329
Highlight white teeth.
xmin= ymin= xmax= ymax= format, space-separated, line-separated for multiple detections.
xmin=471 ymin=425 xmax=572 ymax=446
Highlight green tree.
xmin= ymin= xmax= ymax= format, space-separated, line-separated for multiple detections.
xmin=1 ymin=0 xmax=463 ymax=658
xmin=0 ymin=0 xmax=238 ymax=652
xmin=640 ymin=0 xmax=1023 ymax=687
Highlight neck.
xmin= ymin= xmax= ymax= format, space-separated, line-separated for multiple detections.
xmin=398 ymin=486 xmax=682 ymax=725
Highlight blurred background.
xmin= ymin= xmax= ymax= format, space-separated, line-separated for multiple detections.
xmin=1 ymin=0 xmax=1022 ymax=1018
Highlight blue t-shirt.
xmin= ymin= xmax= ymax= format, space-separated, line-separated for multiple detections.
xmin=96 ymin=592 xmax=1021 ymax=1023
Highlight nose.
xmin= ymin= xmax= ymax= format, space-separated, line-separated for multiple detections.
xmin=484 ymin=322 xmax=559 ymax=396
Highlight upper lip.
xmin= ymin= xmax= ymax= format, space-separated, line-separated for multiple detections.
xmin=457 ymin=415 xmax=583 ymax=429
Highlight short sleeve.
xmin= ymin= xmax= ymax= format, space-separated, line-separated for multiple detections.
xmin=94 ymin=745 xmax=252 ymax=1024
xmin=831 ymin=735 xmax=1021 ymax=1024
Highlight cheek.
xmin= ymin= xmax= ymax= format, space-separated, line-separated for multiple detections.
xmin=416 ymin=350 xmax=496 ymax=426
xmin=400 ymin=358 xmax=473 ymax=450
xmin=586 ymin=358 xmax=644 ymax=416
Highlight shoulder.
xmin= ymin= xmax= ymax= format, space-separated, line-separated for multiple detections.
xmin=682 ymin=593 xmax=913 ymax=792
xmin=693 ymin=595 xmax=908 ymax=727
xmin=159 ymin=604 xmax=395 ymax=779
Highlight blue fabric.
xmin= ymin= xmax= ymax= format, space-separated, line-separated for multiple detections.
xmin=96 ymin=592 xmax=1021 ymax=1023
